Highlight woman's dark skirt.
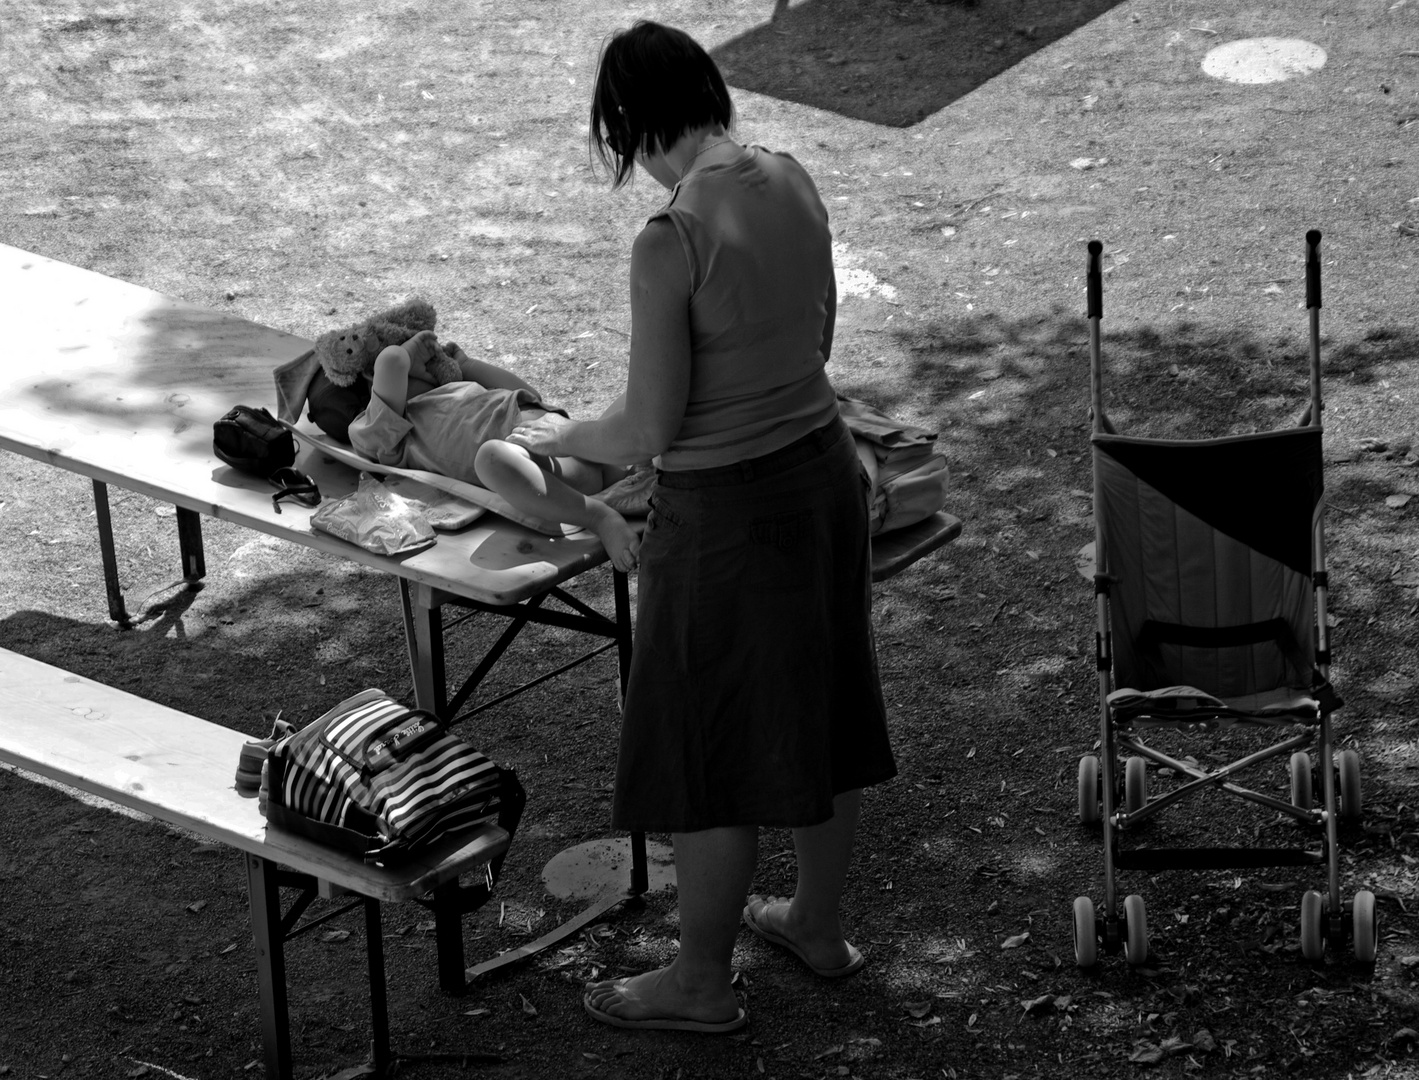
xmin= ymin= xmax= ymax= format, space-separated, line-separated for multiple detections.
xmin=611 ymin=416 xmax=896 ymax=833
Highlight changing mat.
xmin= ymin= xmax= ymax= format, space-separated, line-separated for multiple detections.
xmin=284 ymin=421 xmax=574 ymax=537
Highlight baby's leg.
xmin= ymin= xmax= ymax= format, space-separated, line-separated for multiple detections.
xmin=371 ymin=345 xmax=411 ymax=415
xmin=474 ymin=440 xmax=640 ymax=572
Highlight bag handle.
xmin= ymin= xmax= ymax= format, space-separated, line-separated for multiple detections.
xmin=319 ymin=706 xmax=449 ymax=779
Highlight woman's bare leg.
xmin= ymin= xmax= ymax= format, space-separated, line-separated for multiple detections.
xmin=474 ymin=439 xmax=640 ymax=571
xmin=584 ymin=825 xmax=755 ymax=1024
xmin=744 ymin=790 xmax=862 ymax=972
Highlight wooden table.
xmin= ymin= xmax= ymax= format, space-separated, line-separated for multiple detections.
xmin=0 ymin=242 xmax=633 ymax=989
xmin=0 ymin=241 xmax=633 ymax=701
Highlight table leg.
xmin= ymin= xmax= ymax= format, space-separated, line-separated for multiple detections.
xmin=246 ymin=854 xmax=293 ymax=1080
xmin=175 ymin=506 xmax=206 ymax=587
xmin=399 ymin=580 xmax=446 ymax=716
xmin=613 ymin=569 xmax=632 ymax=710
xmin=611 ymin=570 xmax=649 ymax=895
xmin=364 ymin=897 xmax=392 ymax=1073
xmin=90 ymin=480 xmax=132 ymax=628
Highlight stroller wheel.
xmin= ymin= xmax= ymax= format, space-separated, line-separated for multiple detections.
xmin=1353 ymin=891 xmax=1378 ymax=963
xmin=1299 ymin=890 xmax=1325 ymax=961
xmin=1078 ymin=756 xmax=1102 ymax=825
xmin=1124 ymin=757 xmax=1148 ymax=816
xmin=1289 ymin=751 xmax=1313 ymax=811
xmin=1337 ymin=750 xmax=1362 ymax=823
xmin=1073 ymin=895 xmax=1098 ymax=968
xmin=1122 ymin=894 xmax=1149 ymax=965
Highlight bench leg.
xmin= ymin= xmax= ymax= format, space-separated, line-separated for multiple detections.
xmin=431 ymin=879 xmax=468 ymax=995
xmin=91 ymin=480 xmax=132 ymax=628
xmin=175 ymin=506 xmax=206 ymax=587
xmin=246 ymin=854 xmax=293 ymax=1080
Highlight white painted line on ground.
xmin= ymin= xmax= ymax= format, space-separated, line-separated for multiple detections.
xmin=1202 ymin=38 xmax=1327 ymax=84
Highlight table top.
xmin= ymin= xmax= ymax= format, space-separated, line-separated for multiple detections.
xmin=0 ymin=244 xmax=612 ymax=606
xmin=0 ymin=648 xmax=509 ymax=902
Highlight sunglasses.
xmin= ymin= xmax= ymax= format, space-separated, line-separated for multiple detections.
xmin=268 ymin=467 xmax=321 ymax=513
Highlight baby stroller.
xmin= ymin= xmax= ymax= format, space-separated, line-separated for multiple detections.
xmin=1073 ymin=231 xmax=1376 ymax=967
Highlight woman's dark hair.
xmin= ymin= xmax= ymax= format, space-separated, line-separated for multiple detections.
xmin=590 ymin=20 xmax=735 ymax=188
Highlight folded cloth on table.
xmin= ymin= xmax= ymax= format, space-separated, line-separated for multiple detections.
xmin=837 ymin=394 xmax=950 ymax=535
xmin=594 ymin=464 xmax=655 ymax=517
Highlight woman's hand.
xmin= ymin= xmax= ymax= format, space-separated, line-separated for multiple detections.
xmin=507 ymin=413 xmax=576 ymax=457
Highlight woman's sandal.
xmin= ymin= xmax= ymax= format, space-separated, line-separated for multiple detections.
xmin=741 ymin=895 xmax=865 ymax=978
xmin=582 ymin=979 xmax=747 ymax=1034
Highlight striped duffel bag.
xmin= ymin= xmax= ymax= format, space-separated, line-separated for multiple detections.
xmin=262 ymin=688 xmax=513 ymax=863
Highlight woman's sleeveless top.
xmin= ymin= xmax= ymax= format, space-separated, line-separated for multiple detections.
xmin=649 ymin=147 xmax=839 ymax=470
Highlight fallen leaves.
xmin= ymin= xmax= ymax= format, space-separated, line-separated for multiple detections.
xmin=1129 ymin=1030 xmax=1216 ymax=1064
xmin=1019 ymin=992 xmax=1073 ymax=1015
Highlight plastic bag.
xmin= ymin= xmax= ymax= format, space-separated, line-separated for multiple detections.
xmin=309 ymin=474 xmax=437 ymax=556
xmin=379 ymin=474 xmax=486 ymax=530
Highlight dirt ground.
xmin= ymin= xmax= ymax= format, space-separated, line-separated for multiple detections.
xmin=1 ymin=0 xmax=1418 ymax=1078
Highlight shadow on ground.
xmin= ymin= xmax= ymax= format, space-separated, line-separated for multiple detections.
xmin=711 ymin=0 xmax=1128 ymax=127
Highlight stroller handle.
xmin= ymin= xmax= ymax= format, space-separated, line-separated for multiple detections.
xmin=1306 ymin=230 xmax=1322 ymax=310
xmin=1087 ymin=239 xmax=1104 ymax=320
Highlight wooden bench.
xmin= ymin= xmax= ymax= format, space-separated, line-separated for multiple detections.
xmin=0 ymin=648 xmax=515 ymax=1080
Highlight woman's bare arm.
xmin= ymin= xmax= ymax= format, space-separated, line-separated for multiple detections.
xmin=508 ymin=219 xmax=691 ymax=465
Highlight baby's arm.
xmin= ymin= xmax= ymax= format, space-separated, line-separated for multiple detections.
xmin=443 ymin=342 xmax=537 ymax=394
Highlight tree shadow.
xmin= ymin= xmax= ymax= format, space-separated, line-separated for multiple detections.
xmin=9 ymin=256 xmax=304 ymax=457
xmin=711 ymin=0 xmax=1128 ymax=128
xmin=844 ymin=300 xmax=1418 ymax=682
xmin=855 ymin=302 xmax=1408 ymax=442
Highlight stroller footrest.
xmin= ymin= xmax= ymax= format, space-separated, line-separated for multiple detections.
xmin=1117 ymin=847 xmax=1323 ymax=873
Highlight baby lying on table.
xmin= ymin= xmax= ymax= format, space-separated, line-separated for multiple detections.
xmin=347 ymin=330 xmax=640 ymax=571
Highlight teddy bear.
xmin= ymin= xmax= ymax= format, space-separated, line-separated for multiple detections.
xmin=312 ymin=298 xmax=463 ymax=389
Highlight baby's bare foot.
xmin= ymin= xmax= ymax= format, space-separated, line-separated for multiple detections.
xmin=590 ymin=504 xmax=640 ymax=573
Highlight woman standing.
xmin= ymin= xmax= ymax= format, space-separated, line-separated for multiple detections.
xmin=507 ymin=20 xmax=896 ymax=1033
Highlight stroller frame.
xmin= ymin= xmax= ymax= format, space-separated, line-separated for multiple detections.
xmin=1073 ymin=231 xmax=1377 ymax=967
